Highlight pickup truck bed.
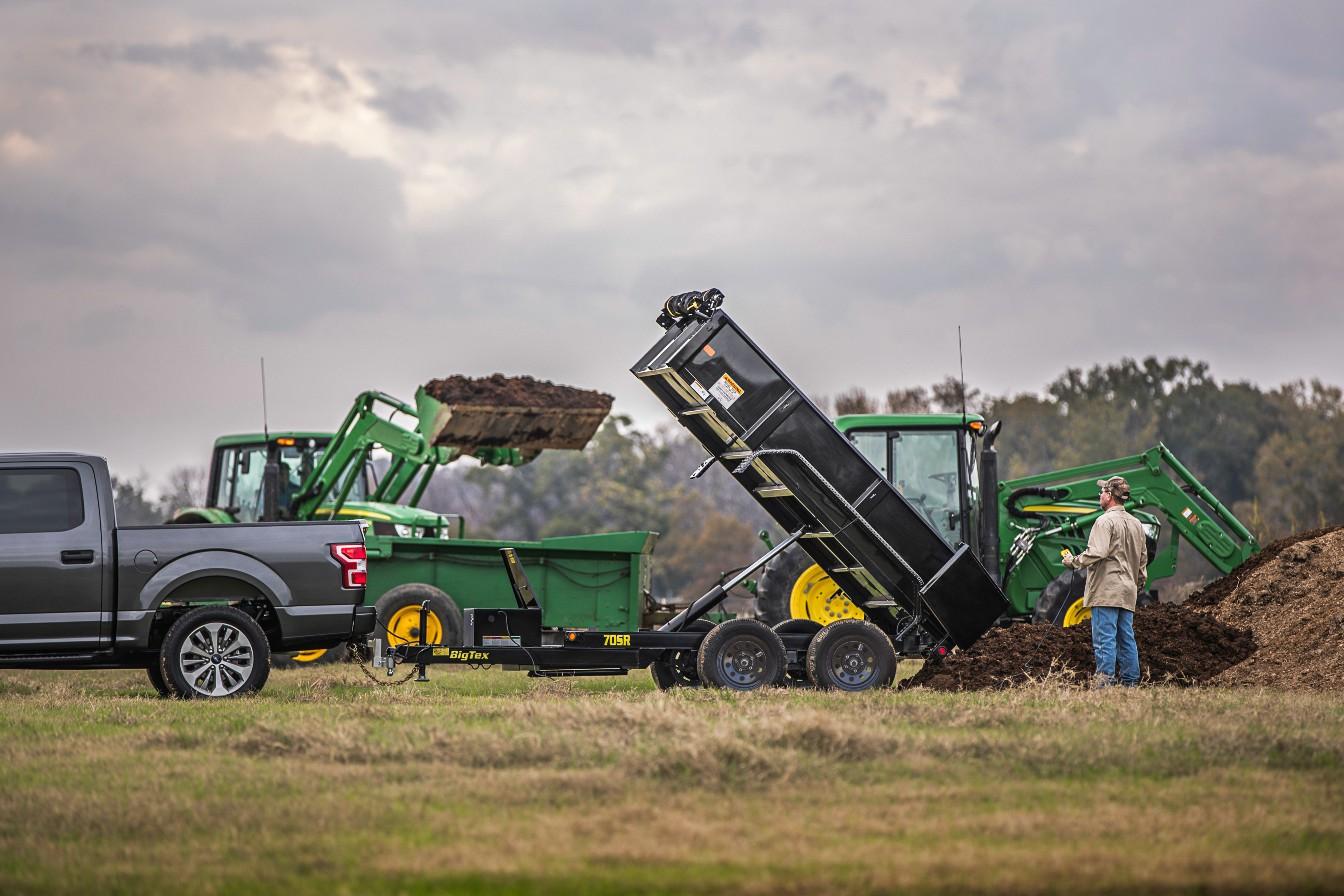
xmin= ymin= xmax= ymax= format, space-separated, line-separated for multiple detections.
xmin=0 ymin=453 xmax=373 ymax=697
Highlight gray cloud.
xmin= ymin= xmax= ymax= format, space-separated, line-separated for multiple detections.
xmin=81 ymin=35 xmax=280 ymax=74
xmin=818 ymin=73 xmax=887 ymax=127
xmin=367 ymin=80 xmax=457 ymax=131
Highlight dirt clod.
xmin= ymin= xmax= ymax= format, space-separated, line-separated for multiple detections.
xmin=423 ymin=374 xmax=613 ymax=412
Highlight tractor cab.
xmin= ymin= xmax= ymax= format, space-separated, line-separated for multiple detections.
xmin=180 ymin=432 xmax=457 ymax=538
xmin=834 ymin=413 xmax=987 ymax=555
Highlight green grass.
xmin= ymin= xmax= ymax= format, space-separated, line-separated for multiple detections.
xmin=1 ymin=667 xmax=1342 ymax=895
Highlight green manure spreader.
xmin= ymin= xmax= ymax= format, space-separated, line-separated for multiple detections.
xmin=170 ymin=380 xmax=658 ymax=664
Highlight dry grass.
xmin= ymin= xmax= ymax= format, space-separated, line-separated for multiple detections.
xmin=0 ymin=666 xmax=1341 ymax=895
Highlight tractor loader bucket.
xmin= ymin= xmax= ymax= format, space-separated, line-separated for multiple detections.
xmin=416 ymin=376 xmax=613 ymax=454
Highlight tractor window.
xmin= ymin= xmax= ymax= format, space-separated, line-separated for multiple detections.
xmin=851 ymin=431 xmax=888 ymax=479
xmin=231 ymin=447 xmax=268 ymax=522
xmin=891 ymin=431 xmax=960 ymax=545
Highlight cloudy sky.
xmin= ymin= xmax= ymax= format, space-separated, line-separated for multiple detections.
xmin=3 ymin=1 xmax=1343 ymax=481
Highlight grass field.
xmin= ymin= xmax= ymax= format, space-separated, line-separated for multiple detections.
xmin=1 ymin=667 xmax=1341 ymax=895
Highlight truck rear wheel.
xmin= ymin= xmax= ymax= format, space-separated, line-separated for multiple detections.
xmin=805 ymin=619 xmax=897 ymax=691
xmin=696 ymin=618 xmax=785 ymax=691
xmin=160 ymin=606 xmax=271 ymax=699
xmin=650 ymin=620 xmax=715 ymax=690
xmin=375 ymin=584 xmax=463 ymax=648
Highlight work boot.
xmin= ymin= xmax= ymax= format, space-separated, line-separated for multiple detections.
xmin=1090 ymin=673 xmax=1116 ymax=690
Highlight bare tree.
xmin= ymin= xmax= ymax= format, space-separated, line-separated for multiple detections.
xmin=834 ymin=387 xmax=878 ymax=415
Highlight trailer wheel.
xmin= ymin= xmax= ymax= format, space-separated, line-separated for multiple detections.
xmin=159 ymin=606 xmax=271 ymax=699
xmin=805 ymin=619 xmax=897 ymax=691
xmin=650 ymin=620 xmax=715 ymax=690
xmin=772 ymin=618 xmax=822 ymax=687
xmin=696 ymin=618 xmax=786 ymax=691
xmin=375 ymin=584 xmax=463 ymax=647
xmin=146 ymin=661 xmax=175 ymax=698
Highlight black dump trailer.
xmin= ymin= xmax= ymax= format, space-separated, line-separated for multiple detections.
xmin=371 ymin=291 xmax=1010 ymax=691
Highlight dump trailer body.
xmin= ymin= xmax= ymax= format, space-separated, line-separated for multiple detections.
xmin=632 ymin=297 xmax=1009 ymax=650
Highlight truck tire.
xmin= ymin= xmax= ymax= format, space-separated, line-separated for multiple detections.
xmin=772 ymin=618 xmax=823 ymax=687
xmin=805 ymin=619 xmax=897 ymax=691
xmin=159 ymin=606 xmax=271 ymax=699
xmin=146 ymin=661 xmax=175 ymax=698
xmin=374 ymin=584 xmax=463 ymax=648
xmin=649 ymin=620 xmax=715 ymax=690
xmin=696 ymin=618 xmax=786 ymax=691
xmin=756 ymin=545 xmax=863 ymax=626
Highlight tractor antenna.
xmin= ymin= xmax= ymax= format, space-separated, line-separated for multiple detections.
xmin=260 ymin=357 xmax=271 ymax=442
xmin=957 ymin=326 xmax=967 ymax=426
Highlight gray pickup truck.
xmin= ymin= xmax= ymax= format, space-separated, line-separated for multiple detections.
xmin=0 ymin=453 xmax=375 ymax=698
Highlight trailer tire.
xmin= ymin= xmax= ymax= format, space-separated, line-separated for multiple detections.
xmin=375 ymin=584 xmax=463 ymax=648
xmin=650 ymin=620 xmax=715 ymax=690
xmin=806 ymin=619 xmax=897 ymax=691
xmin=160 ymin=606 xmax=271 ymax=699
xmin=772 ymin=618 xmax=822 ymax=687
xmin=696 ymin=618 xmax=786 ymax=691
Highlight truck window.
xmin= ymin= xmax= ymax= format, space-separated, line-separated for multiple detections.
xmin=891 ymin=431 xmax=959 ymax=545
xmin=0 ymin=468 xmax=85 ymax=534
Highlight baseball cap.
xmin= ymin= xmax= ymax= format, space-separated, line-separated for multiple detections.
xmin=1097 ymin=476 xmax=1131 ymax=499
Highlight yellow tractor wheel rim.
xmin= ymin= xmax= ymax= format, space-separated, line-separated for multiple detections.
xmin=789 ymin=564 xmax=865 ymax=624
xmin=292 ymin=649 xmax=328 ymax=663
xmin=1062 ymin=598 xmax=1092 ymax=627
xmin=386 ymin=605 xmax=443 ymax=647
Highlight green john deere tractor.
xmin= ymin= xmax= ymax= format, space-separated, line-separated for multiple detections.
xmin=170 ymin=386 xmax=659 ymax=664
xmin=755 ymin=412 xmax=1260 ymax=628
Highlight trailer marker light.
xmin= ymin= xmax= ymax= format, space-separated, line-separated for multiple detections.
xmin=566 ymin=631 xmax=578 ymax=642
xmin=331 ymin=543 xmax=367 ymax=589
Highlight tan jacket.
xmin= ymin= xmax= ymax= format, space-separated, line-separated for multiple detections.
xmin=1065 ymin=506 xmax=1147 ymax=611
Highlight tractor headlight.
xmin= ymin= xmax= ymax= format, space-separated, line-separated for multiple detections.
xmin=394 ymin=524 xmax=414 ymax=537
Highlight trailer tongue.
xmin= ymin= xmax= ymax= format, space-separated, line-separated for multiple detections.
xmin=371 ymin=291 xmax=1010 ymax=690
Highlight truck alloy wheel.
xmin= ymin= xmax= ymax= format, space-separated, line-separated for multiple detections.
xmin=805 ymin=619 xmax=897 ymax=692
xmin=160 ymin=607 xmax=271 ymax=699
xmin=695 ymin=618 xmax=786 ymax=691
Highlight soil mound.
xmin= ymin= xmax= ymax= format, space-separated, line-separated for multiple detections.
xmin=907 ymin=605 xmax=1254 ymax=691
xmin=423 ymin=374 xmax=613 ymax=411
xmin=1186 ymin=525 xmax=1343 ymax=608
xmin=1199 ymin=527 xmax=1344 ymax=690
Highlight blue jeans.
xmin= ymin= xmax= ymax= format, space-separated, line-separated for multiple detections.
xmin=1090 ymin=606 xmax=1139 ymax=686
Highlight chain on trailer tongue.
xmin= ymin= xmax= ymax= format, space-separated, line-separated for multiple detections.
xmin=631 ymin=289 xmax=1011 ymax=664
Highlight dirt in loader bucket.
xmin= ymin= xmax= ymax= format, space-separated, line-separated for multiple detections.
xmin=421 ymin=374 xmax=614 ymax=454
xmin=907 ymin=524 xmax=1344 ymax=692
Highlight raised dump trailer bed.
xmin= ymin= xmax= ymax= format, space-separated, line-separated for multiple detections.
xmin=373 ymin=291 xmax=1010 ymax=691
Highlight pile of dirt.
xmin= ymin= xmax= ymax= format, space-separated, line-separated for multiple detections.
xmin=423 ymin=374 xmax=613 ymax=411
xmin=1198 ymin=526 xmax=1344 ymax=690
xmin=907 ymin=605 xmax=1255 ymax=692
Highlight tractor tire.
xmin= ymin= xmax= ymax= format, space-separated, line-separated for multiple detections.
xmin=1032 ymin=569 xmax=1087 ymax=626
xmin=757 ymin=545 xmax=863 ymax=626
xmin=649 ymin=620 xmax=715 ymax=690
xmin=696 ymin=618 xmax=786 ymax=691
xmin=805 ymin=619 xmax=897 ymax=692
xmin=772 ymin=618 xmax=823 ymax=687
xmin=159 ymin=606 xmax=271 ymax=699
xmin=374 ymin=584 xmax=463 ymax=648
xmin=146 ymin=660 xmax=175 ymax=698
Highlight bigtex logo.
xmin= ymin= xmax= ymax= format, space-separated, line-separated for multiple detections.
xmin=433 ymin=648 xmax=491 ymax=661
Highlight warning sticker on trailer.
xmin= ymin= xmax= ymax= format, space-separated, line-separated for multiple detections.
xmin=709 ymin=372 xmax=745 ymax=407
xmin=690 ymin=379 xmax=711 ymax=402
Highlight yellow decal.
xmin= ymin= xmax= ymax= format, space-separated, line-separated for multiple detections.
xmin=433 ymin=648 xmax=491 ymax=661
xmin=602 ymin=634 xmax=632 ymax=647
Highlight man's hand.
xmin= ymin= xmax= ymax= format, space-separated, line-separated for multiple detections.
xmin=1060 ymin=549 xmax=1075 ymax=567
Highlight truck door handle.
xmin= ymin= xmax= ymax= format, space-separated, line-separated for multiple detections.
xmin=60 ymin=549 xmax=95 ymax=565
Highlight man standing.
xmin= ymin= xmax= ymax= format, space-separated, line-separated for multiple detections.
xmin=1061 ymin=476 xmax=1147 ymax=687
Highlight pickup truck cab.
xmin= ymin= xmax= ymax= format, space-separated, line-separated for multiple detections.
xmin=0 ymin=453 xmax=374 ymax=698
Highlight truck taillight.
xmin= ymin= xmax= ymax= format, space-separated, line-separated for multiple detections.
xmin=331 ymin=543 xmax=367 ymax=589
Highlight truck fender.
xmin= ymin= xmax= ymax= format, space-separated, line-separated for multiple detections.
xmin=140 ymin=550 xmax=294 ymax=610
xmin=118 ymin=552 xmax=294 ymax=649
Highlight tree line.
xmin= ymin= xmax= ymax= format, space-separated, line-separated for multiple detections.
xmin=113 ymin=357 xmax=1344 ymax=601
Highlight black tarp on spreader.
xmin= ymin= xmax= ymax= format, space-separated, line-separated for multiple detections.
xmin=632 ymin=294 xmax=1009 ymax=651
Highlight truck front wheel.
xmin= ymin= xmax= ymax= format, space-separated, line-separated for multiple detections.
xmin=374 ymin=584 xmax=463 ymax=648
xmin=159 ymin=607 xmax=271 ymax=699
